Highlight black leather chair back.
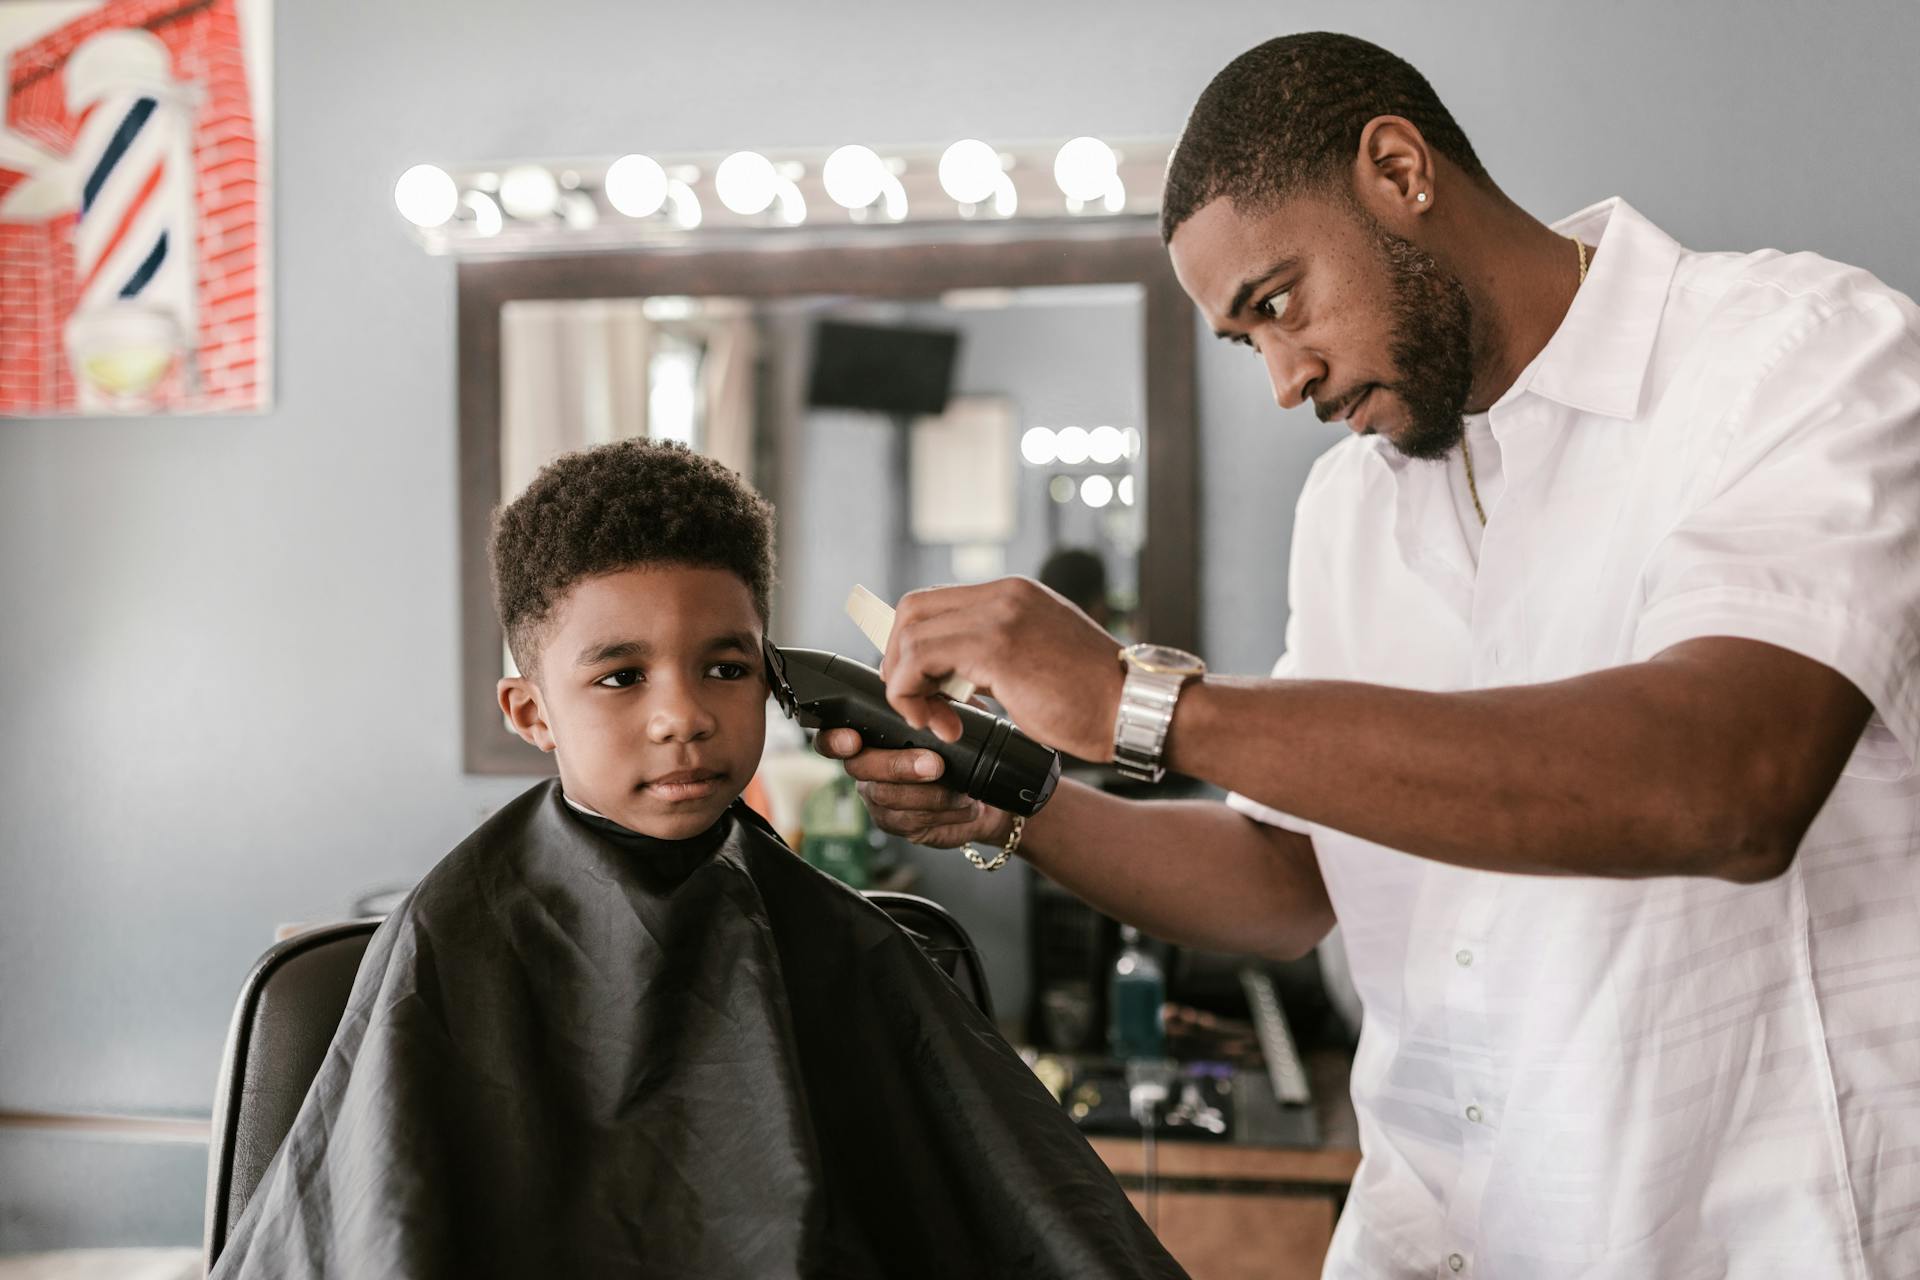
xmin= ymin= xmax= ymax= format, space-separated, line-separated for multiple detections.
xmin=202 ymin=919 xmax=380 ymax=1274
xmin=863 ymin=890 xmax=996 ymax=1022
xmin=203 ymin=892 xmax=992 ymax=1269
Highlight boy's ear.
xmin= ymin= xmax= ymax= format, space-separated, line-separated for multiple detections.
xmin=498 ymin=676 xmax=557 ymax=752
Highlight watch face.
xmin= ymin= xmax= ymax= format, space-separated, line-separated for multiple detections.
xmin=1125 ymin=644 xmax=1205 ymax=677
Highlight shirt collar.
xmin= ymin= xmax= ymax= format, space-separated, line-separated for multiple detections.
xmin=561 ymin=789 xmax=609 ymax=820
xmin=1497 ymin=197 xmax=1684 ymax=421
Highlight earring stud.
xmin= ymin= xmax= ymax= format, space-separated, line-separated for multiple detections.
xmin=1416 ymin=192 xmax=1428 ymax=203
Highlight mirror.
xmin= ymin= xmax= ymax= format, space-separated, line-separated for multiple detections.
xmin=500 ymin=285 xmax=1146 ymax=668
xmin=460 ymin=232 xmax=1194 ymax=772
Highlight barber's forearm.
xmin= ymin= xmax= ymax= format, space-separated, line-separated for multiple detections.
xmin=1163 ymin=658 xmax=1831 ymax=883
xmin=1020 ymin=778 xmax=1334 ymax=961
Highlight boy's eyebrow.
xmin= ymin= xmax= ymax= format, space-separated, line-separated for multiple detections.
xmin=576 ymin=639 xmax=650 ymax=668
xmin=574 ymin=632 xmax=761 ymax=667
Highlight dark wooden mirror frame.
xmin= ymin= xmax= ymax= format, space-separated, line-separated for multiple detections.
xmin=458 ymin=225 xmax=1198 ymax=774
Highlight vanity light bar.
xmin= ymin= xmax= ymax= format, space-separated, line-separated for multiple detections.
xmin=394 ymin=137 xmax=1174 ymax=256
xmin=1020 ymin=425 xmax=1140 ymax=468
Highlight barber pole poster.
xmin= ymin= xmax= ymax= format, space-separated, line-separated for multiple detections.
xmin=0 ymin=0 xmax=269 ymax=416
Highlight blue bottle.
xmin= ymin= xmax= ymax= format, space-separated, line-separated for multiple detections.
xmin=1107 ymin=926 xmax=1165 ymax=1060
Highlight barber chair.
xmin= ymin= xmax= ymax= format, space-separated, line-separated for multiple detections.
xmin=201 ymin=892 xmax=992 ymax=1271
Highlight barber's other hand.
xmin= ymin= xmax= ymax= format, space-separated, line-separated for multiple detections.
xmin=815 ymin=729 xmax=1016 ymax=850
xmin=882 ymin=577 xmax=1123 ymax=759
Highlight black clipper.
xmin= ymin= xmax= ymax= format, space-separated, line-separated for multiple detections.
xmin=766 ymin=644 xmax=1061 ymax=817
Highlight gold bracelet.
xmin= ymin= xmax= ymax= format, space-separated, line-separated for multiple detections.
xmin=965 ymin=814 xmax=1025 ymax=872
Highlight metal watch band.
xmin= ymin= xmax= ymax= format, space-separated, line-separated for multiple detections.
xmin=1111 ymin=667 xmax=1187 ymax=782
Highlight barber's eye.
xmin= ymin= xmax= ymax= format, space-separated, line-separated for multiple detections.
xmin=708 ymin=662 xmax=750 ymax=681
xmin=597 ymin=669 xmax=643 ymax=688
xmin=1256 ymin=289 xmax=1292 ymax=322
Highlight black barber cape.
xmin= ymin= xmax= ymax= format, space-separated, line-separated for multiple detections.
xmin=213 ymin=780 xmax=1185 ymax=1279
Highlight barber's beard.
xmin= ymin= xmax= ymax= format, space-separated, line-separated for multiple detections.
xmin=1370 ymin=222 xmax=1477 ymax=462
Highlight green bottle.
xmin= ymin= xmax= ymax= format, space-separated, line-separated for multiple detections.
xmin=800 ymin=773 xmax=871 ymax=889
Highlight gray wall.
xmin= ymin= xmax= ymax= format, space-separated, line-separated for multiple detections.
xmin=4 ymin=0 xmax=1919 ymax=1250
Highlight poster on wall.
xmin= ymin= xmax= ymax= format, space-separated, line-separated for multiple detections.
xmin=0 ymin=0 xmax=270 ymax=417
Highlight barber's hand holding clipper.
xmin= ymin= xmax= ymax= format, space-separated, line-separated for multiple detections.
xmin=817 ymin=578 xmax=1129 ymax=850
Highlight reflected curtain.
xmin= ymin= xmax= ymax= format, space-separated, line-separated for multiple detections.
xmin=699 ymin=305 xmax=758 ymax=483
xmin=500 ymin=300 xmax=654 ymax=503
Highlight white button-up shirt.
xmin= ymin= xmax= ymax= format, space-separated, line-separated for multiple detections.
xmin=1229 ymin=198 xmax=1920 ymax=1278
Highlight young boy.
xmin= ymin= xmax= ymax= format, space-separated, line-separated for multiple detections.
xmin=214 ymin=440 xmax=1182 ymax=1279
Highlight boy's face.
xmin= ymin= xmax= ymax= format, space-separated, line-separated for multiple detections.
xmin=498 ymin=565 xmax=769 ymax=839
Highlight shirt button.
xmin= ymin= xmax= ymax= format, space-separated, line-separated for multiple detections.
xmin=1455 ymin=948 xmax=1474 ymax=967
xmin=1465 ymin=1104 xmax=1483 ymax=1124
xmin=1448 ymin=1254 xmax=1466 ymax=1272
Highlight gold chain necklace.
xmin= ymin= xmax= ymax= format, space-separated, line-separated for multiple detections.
xmin=1462 ymin=235 xmax=1588 ymax=526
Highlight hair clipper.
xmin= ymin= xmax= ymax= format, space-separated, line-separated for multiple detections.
xmin=766 ymin=645 xmax=1060 ymax=817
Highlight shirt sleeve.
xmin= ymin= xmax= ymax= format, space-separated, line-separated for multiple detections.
xmin=1225 ymin=462 xmax=1329 ymax=835
xmin=1632 ymin=287 xmax=1920 ymax=777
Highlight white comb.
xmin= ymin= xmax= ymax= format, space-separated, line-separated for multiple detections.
xmin=845 ymin=584 xmax=976 ymax=704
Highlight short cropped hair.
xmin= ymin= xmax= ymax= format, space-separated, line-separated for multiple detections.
xmin=1161 ymin=32 xmax=1489 ymax=242
xmin=491 ymin=439 xmax=775 ymax=676
xmin=1037 ymin=547 xmax=1109 ymax=616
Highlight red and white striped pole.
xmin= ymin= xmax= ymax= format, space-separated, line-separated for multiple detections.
xmin=61 ymin=27 xmax=200 ymax=411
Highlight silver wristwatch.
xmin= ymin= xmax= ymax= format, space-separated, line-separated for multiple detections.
xmin=1111 ymin=643 xmax=1206 ymax=783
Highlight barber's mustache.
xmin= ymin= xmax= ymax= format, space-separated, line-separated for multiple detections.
xmin=1315 ymin=384 xmax=1377 ymax=425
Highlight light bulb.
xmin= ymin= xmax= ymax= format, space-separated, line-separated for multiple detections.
xmin=1089 ymin=425 xmax=1126 ymax=464
xmin=1118 ymin=474 xmax=1135 ymax=506
xmin=822 ymin=144 xmax=886 ymax=210
xmin=1020 ymin=426 xmax=1058 ymax=465
xmin=1053 ymin=136 xmax=1117 ymax=203
xmin=605 ymin=154 xmax=668 ymax=218
xmin=880 ymin=172 xmax=909 ymax=221
xmin=992 ymin=171 xmax=1018 ymax=218
xmin=1054 ymin=425 xmax=1091 ymax=465
xmin=560 ymin=191 xmax=598 ymax=230
xmin=499 ymin=165 xmax=559 ymax=219
xmin=715 ymin=151 xmax=777 ymax=215
xmin=667 ymin=179 xmax=702 ymax=229
xmin=775 ymin=179 xmax=807 ymax=226
xmin=1080 ymin=474 xmax=1115 ymax=508
xmin=462 ymin=190 xmax=502 ymax=237
xmin=939 ymin=139 xmax=1002 ymax=204
xmin=394 ymin=164 xmax=457 ymax=228
xmin=1048 ymin=475 xmax=1076 ymax=504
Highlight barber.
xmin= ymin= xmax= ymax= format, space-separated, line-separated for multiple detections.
xmin=820 ymin=32 xmax=1920 ymax=1280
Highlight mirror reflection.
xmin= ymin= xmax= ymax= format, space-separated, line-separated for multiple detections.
xmin=499 ymin=284 xmax=1145 ymax=663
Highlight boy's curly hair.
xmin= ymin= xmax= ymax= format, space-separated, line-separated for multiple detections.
xmin=491 ymin=439 xmax=775 ymax=676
